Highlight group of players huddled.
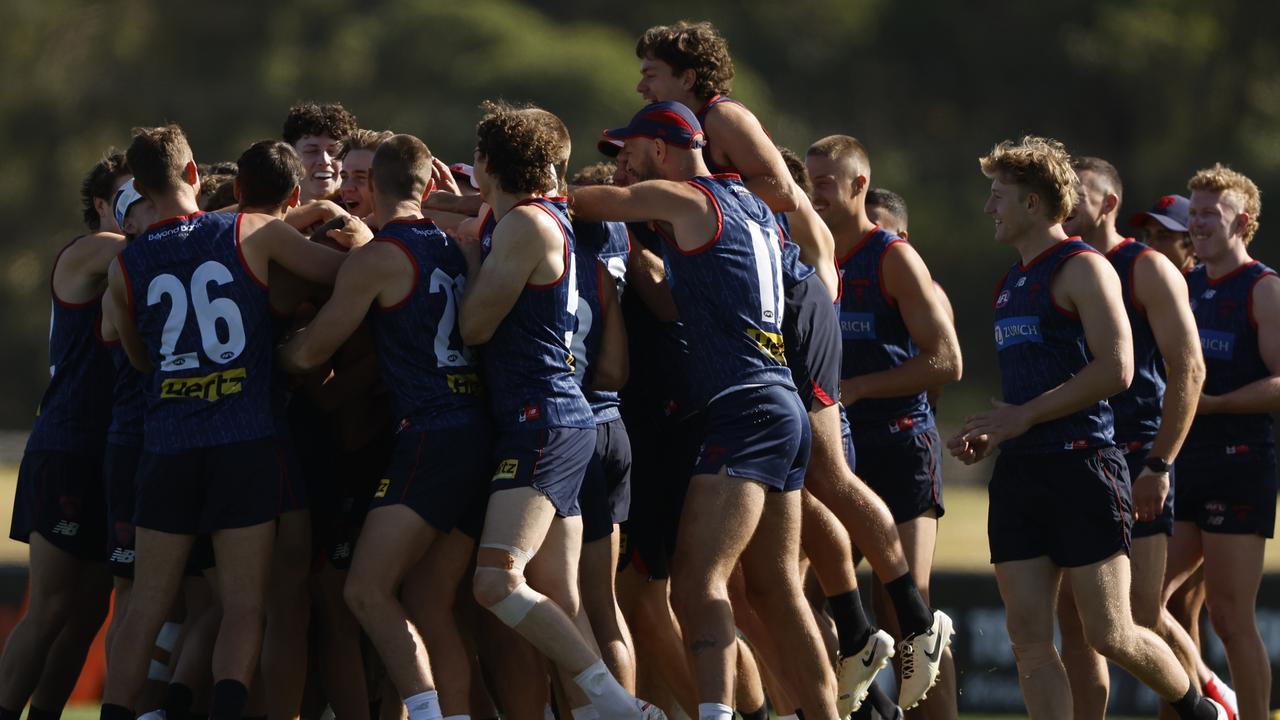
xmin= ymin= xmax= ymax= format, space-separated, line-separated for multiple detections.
xmin=0 ymin=18 xmax=1274 ymax=720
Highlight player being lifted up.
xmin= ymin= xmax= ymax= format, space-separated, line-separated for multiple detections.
xmin=950 ymin=135 xmax=1224 ymax=720
xmin=458 ymin=102 xmax=662 ymax=720
xmin=99 ymin=124 xmax=358 ymax=720
xmin=573 ymin=101 xmax=837 ymax=720
xmin=280 ymin=133 xmax=491 ymax=720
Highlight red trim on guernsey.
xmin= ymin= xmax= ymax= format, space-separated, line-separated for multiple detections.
xmin=49 ymin=236 xmax=105 ymax=308
xmin=1048 ymin=249 xmax=1092 ymax=319
xmin=1206 ymin=259 xmax=1260 ymax=287
xmin=1248 ymin=270 xmax=1278 ymax=329
xmin=144 ymin=211 xmax=204 ymax=233
xmin=709 ymin=172 xmax=743 ymax=182
xmin=810 ymin=380 xmax=836 ymax=407
xmin=1103 ymin=237 xmax=1137 ymax=258
xmin=372 ymin=237 xmax=420 ymax=311
xmin=1020 ymin=238 xmax=1076 ymax=272
xmin=837 ymin=225 xmax=882 ymax=267
xmin=671 ymin=179 xmax=724 ymax=256
xmin=520 ymin=200 xmax=572 ymax=289
xmin=235 ymin=214 xmax=270 ymax=290
xmin=117 ymin=257 xmax=135 ymax=318
xmin=877 ymin=238 xmax=906 ymax=308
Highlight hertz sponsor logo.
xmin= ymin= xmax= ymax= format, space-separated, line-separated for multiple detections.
xmin=493 ymin=459 xmax=519 ymax=481
xmin=160 ymin=368 xmax=247 ymax=401
xmin=447 ymin=373 xmax=483 ymax=395
xmin=747 ymin=327 xmax=786 ymax=363
xmin=374 ymin=479 xmax=390 ymax=498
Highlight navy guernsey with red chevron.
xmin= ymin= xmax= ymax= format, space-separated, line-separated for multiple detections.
xmin=483 ymin=197 xmax=594 ymax=430
xmin=369 ymin=217 xmax=486 ymax=428
xmin=570 ymin=219 xmax=630 ymax=422
xmin=25 ymin=238 xmax=115 ymax=454
xmin=695 ymin=94 xmax=815 ymax=291
xmin=1105 ymin=239 xmax=1165 ymax=444
xmin=993 ymin=239 xmax=1114 ymax=454
xmin=1184 ymin=260 xmax=1277 ymax=450
xmin=657 ymin=174 xmax=795 ymax=408
xmin=120 ymin=212 xmax=275 ymax=451
xmin=837 ymin=226 xmax=934 ymax=445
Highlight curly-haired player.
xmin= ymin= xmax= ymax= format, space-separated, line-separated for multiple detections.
xmin=282 ymin=101 xmax=359 ymax=202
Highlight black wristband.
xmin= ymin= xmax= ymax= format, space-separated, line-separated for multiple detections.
xmin=1143 ymin=456 xmax=1170 ymax=473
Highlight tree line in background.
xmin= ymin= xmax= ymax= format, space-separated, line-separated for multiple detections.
xmin=3 ymin=0 xmax=1277 ymax=445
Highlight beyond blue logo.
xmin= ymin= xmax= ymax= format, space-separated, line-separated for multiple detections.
xmin=840 ymin=312 xmax=875 ymax=340
xmin=994 ymin=315 xmax=1043 ymax=349
xmin=1200 ymin=329 xmax=1234 ymax=360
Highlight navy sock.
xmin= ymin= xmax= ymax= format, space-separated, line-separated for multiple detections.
xmin=210 ymin=679 xmax=249 ymax=720
xmin=1169 ymin=685 xmax=1218 ymax=720
xmin=828 ymin=589 xmax=874 ymax=656
xmin=0 ymin=706 xmax=21 ymax=720
xmin=164 ymin=682 xmax=195 ymax=720
xmin=100 ymin=704 xmax=134 ymax=720
xmin=866 ymin=683 xmax=900 ymax=719
xmin=884 ymin=570 xmax=932 ymax=637
xmin=740 ymin=706 xmax=767 ymax=720
xmin=29 ymin=707 xmax=62 ymax=720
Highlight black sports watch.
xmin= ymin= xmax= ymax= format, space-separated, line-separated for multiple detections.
xmin=1143 ymin=456 xmax=1170 ymax=474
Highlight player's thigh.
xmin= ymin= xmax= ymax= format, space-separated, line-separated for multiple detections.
xmin=209 ymin=520 xmax=276 ymax=605
xmin=348 ymin=504 xmax=437 ymax=593
xmin=994 ymin=556 xmax=1062 ymax=643
xmin=477 ymin=486 xmax=560 ymax=567
xmin=673 ymin=473 xmax=767 ymax=587
xmin=1200 ymin=532 xmax=1265 ymax=623
xmin=526 ymin=515 xmax=584 ymax=610
xmin=741 ymin=490 xmax=803 ymax=598
xmin=897 ymin=511 xmax=939 ymax=590
xmin=1065 ymin=552 xmax=1136 ymax=644
xmin=1129 ymin=534 xmax=1167 ymax=628
xmin=1162 ymin=521 xmax=1203 ymax=602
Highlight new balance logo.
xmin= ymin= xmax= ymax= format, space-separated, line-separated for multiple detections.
xmin=51 ymin=520 xmax=80 ymax=537
xmin=111 ymin=548 xmax=135 ymax=564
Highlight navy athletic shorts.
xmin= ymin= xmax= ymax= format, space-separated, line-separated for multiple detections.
xmin=619 ymin=408 xmax=701 ymax=580
xmin=1121 ymin=441 xmax=1175 ymax=539
xmin=694 ymin=385 xmax=811 ymax=492
xmin=369 ymin=420 xmax=492 ymax=536
xmin=274 ymin=425 xmax=307 ymax=515
xmin=1174 ymin=443 xmax=1277 ymax=538
xmin=854 ymin=427 xmax=944 ymax=524
xmin=105 ymin=442 xmax=142 ymax=577
xmin=783 ymin=273 xmax=842 ymax=410
xmin=11 ymin=448 xmax=108 ymax=562
xmin=580 ymin=418 xmax=633 ymax=544
xmin=311 ymin=430 xmax=392 ymax=569
xmin=988 ymin=446 xmax=1132 ymax=567
xmin=134 ymin=437 xmax=282 ymax=534
xmin=489 ymin=425 xmax=595 ymax=518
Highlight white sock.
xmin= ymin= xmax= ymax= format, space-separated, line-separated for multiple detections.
xmin=138 ymin=711 xmax=166 ymax=720
xmin=778 ymin=715 xmax=799 ymax=720
xmin=698 ymin=703 xmax=733 ymax=720
xmin=571 ymin=707 xmax=601 ymax=720
xmin=573 ymin=660 xmax=635 ymax=717
xmin=544 ymin=705 xmax=556 ymax=720
xmin=404 ymin=690 xmax=442 ymax=720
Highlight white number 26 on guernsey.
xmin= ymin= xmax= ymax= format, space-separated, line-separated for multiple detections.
xmin=146 ymin=260 xmax=246 ymax=372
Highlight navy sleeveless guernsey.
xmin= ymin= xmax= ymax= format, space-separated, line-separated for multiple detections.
xmin=993 ymin=239 xmax=1114 ymax=454
xmin=482 ymin=198 xmax=593 ymax=430
xmin=570 ymin=219 xmax=629 ymax=423
xmin=25 ymin=238 xmax=115 ymax=454
xmin=368 ymin=217 xmax=486 ymax=428
xmin=837 ymin=226 xmax=934 ymax=445
xmin=1105 ymin=239 xmax=1165 ymax=444
xmin=120 ymin=212 xmax=275 ymax=451
xmin=656 ymin=175 xmax=795 ymax=408
xmin=106 ymin=342 xmax=144 ymax=448
xmin=1185 ymin=260 xmax=1277 ymax=450
xmin=622 ymin=221 xmax=694 ymax=417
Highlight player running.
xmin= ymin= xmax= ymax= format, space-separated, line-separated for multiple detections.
xmin=950 ymin=135 xmax=1223 ymax=720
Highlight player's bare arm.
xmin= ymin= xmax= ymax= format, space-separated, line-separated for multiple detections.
xmin=590 ymin=258 xmax=629 ymax=392
xmin=458 ymin=205 xmax=559 ymax=345
xmin=571 ymin=180 xmax=716 ymax=251
xmin=54 ymin=232 xmax=128 ymax=301
xmin=425 ymin=190 xmax=485 ymax=218
xmin=841 ymin=242 xmax=961 ymax=403
xmin=1198 ymin=273 xmax=1280 ymax=414
xmin=105 ymin=257 xmax=151 ymax=373
xmin=240 ymin=215 xmax=354 ymax=286
xmin=701 ymin=102 xmax=798 ymax=212
xmin=278 ymin=241 xmax=406 ymax=373
xmin=624 ymin=234 xmax=679 ymax=322
xmin=955 ymin=252 xmax=1132 ymax=462
xmin=1130 ymin=249 xmax=1206 ymax=518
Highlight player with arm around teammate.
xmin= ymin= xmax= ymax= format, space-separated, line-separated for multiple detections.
xmin=98 ymin=124 xmax=352 ymax=720
xmin=949 ymin=136 xmax=1223 ymax=720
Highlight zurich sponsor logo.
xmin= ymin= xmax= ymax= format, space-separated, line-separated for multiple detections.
xmin=840 ymin=312 xmax=875 ymax=340
xmin=1199 ymin=329 xmax=1234 ymax=360
xmin=994 ymin=315 xmax=1043 ymax=349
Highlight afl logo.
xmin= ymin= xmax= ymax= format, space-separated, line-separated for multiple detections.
xmin=996 ymin=290 xmax=1010 ymax=308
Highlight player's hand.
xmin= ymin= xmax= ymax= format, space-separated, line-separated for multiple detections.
xmin=285 ymin=199 xmax=347 ymax=233
xmin=455 ymin=226 xmax=483 ymax=271
xmin=430 ymin=157 xmax=463 ymax=197
xmin=1131 ymin=467 xmax=1169 ymax=522
xmin=946 ymin=430 xmax=991 ymax=465
xmin=955 ymin=399 xmax=1032 ymax=461
xmin=327 ymin=215 xmax=373 ymax=249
